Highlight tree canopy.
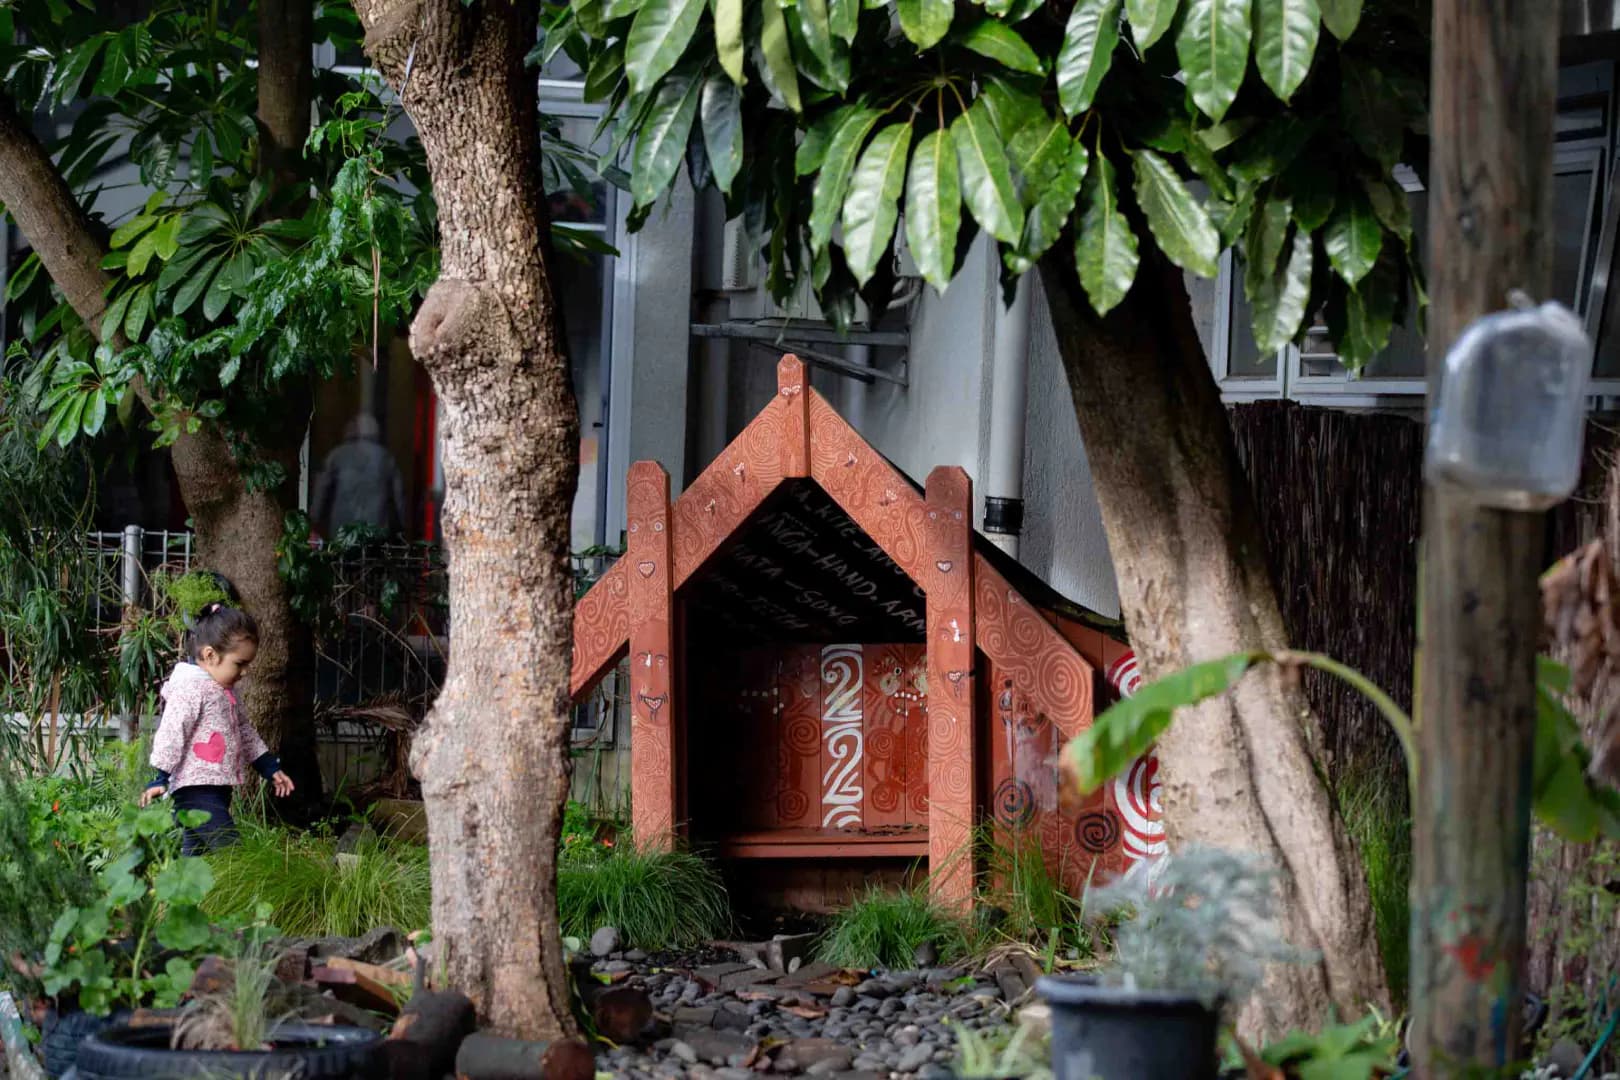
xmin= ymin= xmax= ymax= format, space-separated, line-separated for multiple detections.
xmin=552 ymin=0 xmax=1428 ymax=363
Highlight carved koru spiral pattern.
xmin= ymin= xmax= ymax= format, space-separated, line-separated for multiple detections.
xmin=571 ymin=560 xmax=629 ymax=695
xmin=778 ymin=788 xmax=810 ymax=822
xmin=1075 ymin=810 xmax=1122 ymax=854
xmin=808 ymin=398 xmax=930 ymax=583
xmin=994 ymin=778 xmax=1036 ymax=829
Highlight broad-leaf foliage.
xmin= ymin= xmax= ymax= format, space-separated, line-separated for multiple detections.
xmin=552 ymin=0 xmax=1427 ymax=360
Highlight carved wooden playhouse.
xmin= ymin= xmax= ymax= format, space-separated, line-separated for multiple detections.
xmin=570 ymin=356 xmax=1162 ymax=910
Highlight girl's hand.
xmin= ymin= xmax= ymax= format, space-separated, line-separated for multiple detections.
xmin=140 ymin=785 xmax=166 ymax=807
xmin=271 ymin=771 xmax=295 ymax=798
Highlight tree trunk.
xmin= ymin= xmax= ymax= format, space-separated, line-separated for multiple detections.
xmin=0 ymin=91 xmax=320 ymax=796
xmin=1039 ymin=244 xmax=1389 ymax=1039
xmin=354 ymin=0 xmax=581 ymax=1040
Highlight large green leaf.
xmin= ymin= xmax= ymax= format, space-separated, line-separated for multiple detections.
xmin=905 ymin=127 xmax=962 ymax=291
xmin=584 ymin=41 xmax=626 ymax=102
xmin=1324 ymin=189 xmax=1382 ymax=286
xmin=1362 ymin=173 xmax=1412 ymax=245
xmin=1009 ymin=116 xmax=1073 ymax=194
xmin=842 ymin=122 xmax=912 ymax=286
xmin=1131 ymin=148 xmax=1220 ymax=277
xmin=981 ymin=75 xmax=1046 ymax=143
xmin=714 ymin=0 xmax=745 ymax=83
xmin=631 ymin=67 xmax=703 ymax=206
xmin=1338 ymin=253 xmax=1398 ymax=365
xmin=810 ymin=106 xmax=884 ymax=251
xmin=1176 ymin=0 xmax=1252 ymax=123
xmin=897 ymin=0 xmax=954 ymax=49
xmin=956 ymin=19 xmax=1044 ymax=74
xmin=1253 ymin=0 xmax=1319 ymax=103
xmin=1341 ymin=60 xmax=1404 ymax=170
xmin=758 ymin=0 xmax=802 ymax=112
xmin=1126 ymin=0 xmax=1176 ymax=49
xmin=109 ymin=214 xmax=157 ymax=250
xmin=796 ymin=0 xmax=840 ymax=81
xmin=1318 ymin=0 xmax=1361 ymax=39
xmin=1249 ymin=227 xmax=1312 ymax=352
xmin=952 ymin=99 xmax=1025 ymax=244
xmin=1284 ymin=158 xmax=1336 ymax=231
xmin=797 ymin=107 xmax=852 ymax=176
xmin=700 ymin=74 xmax=744 ymax=195
xmin=1244 ymin=192 xmax=1291 ymax=296
xmin=1075 ymin=152 xmax=1139 ymax=314
xmin=1063 ymin=653 xmax=1262 ymax=795
xmin=1057 ymin=0 xmax=1121 ymax=118
xmin=1008 ymin=137 xmax=1089 ymax=274
xmin=172 ymin=256 xmax=222 ymax=316
xmin=830 ymin=0 xmax=859 ymax=42
xmin=625 ymin=0 xmax=707 ymax=96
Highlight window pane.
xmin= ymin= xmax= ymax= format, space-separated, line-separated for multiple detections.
xmin=546 ymin=114 xmax=610 ymax=227
xmin=1552 ymin=168 xmax=1596 ymax=311
xmin=556 ymin=252 xmax=610 ymax=552
xmin=1362 ymin=191 xmax=1430 ymax=378
xmin=1226 ymin=259 xmax=1278 ymax=378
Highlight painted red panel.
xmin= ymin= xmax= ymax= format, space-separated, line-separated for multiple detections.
xmin=862 ymin=644 xmax=921 ymax=831
xmin=776 ymin=646 xmax=821 ymax=828
xmin=925 ymin=469 xmax=976 ymax=908
xmin=740 ymin=649 xmax=780 ymax=831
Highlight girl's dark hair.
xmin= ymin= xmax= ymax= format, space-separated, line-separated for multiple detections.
xmin=183 ymin=601 xmax=259 ymax=662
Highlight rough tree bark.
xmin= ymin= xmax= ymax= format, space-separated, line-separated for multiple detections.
xmin=0 ymin=84 xmax=320 ymax=795
xmin=1040 ymin=244 xmax=1389 ymax=1039
xmin=354 ymin=0 xmax=581 ymax=1040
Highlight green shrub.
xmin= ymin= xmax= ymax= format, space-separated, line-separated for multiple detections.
xmin=817 ymin=885 xmax=969 ymax=970
xmin=0 ymin=771 xmax=96 ymax=999
xmin=1338 ymin=769 xmax=1410 ymax=1007
xmin=202 ymin=818 xmax=431 ymax=938
xmin=556 ymin=841 xmax=729 ymax=950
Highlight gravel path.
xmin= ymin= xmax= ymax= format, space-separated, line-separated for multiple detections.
xmin=587 ymin=945 xmax=1031 ymax=1079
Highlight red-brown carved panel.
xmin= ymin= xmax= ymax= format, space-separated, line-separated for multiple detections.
xmin=780 ymin=355 xmax=810 ymax=478
xmin=741 ymin=648 xmax=780 ymax=830
xmin=862 ymin=644 xmax=924 ymax=830
xmin=818 ymin=645 xmax=866 ymax=830
xmin=974 ymin=557 xmax=1094 ymax=739
xmin=776 ymin=646 xmax=821 ymax=827
xmin=808 ymin=396 xmax=931 ymax=587
xmin=627 ymin=463 xmax=676 ymax=844
xmin=571 ymin=560 xmax=629 ymax=698
xmin=925 ymin=468 xmax=975 ymax=909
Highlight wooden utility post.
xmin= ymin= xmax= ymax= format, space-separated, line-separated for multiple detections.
xmin=1410 ymin=1 xmax=1558 ymax=1073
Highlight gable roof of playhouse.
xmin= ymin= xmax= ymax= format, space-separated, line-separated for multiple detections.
xmin=571 ymin=355 xmax=1124 ymax=715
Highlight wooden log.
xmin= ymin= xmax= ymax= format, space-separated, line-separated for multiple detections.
xmin=312 ymin=964 xmax=400 ymax=1014
xmin=1411 ymin=0 xmax=1559 ymax=1071
xmin=382 ymin=990 xmax=475 ymax=1080
xmin=321 ymin=955 xmax=412 ymax=989
xmin=453 ymin=1032 xmax=596 ymax=1080
xmin=591 ymin=986 xmax=652 ymax=1044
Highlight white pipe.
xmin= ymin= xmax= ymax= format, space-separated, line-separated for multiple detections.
xmin=985 ymin=275 xmax=1032 ymax=557
xmin=845 ymin=343 xmax=872 ymax=431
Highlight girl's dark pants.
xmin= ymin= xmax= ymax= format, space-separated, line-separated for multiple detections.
xmin=171 ymin=785 xmax=236 ymax=856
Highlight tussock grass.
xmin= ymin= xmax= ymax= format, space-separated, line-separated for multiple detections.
xmin=202 ymin=818 xmax=432 ymax=938
xmin=556 ymin=841 xmax=730 ymax=950
xmin=1338 ymin=768 xmax=1411 ymax=1006
xmin=816 ymin=885 xmax=969 ymax=970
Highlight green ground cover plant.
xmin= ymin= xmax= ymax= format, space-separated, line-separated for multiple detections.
xmin=816 ymin=885 xmax=970 ymax=970
xmin=556 ymin=839 xmax=730 ymax=950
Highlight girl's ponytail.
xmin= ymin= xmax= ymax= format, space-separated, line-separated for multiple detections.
xmin=183 ymin=599 xmax=259 ymax=662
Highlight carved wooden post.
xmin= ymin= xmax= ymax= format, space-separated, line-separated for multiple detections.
xmin=779 ymin=355 xmax=810 ymax=478
xmin=626 ymin=461 xmax=678 ymax=847
xmin=925 ymin=467 xmax=976 ymax=909
xmin=1410 ymin=0 xmax=1557 ymax=1069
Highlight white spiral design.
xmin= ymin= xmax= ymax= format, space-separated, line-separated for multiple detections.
xmin=1114 ymin=753 xmax=1166 ymax=862
xmin=820 ymin=645 xmax=865 ymax=830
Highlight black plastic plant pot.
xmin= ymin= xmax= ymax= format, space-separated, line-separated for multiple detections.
xmin=1036 ymin=974 xmax=1220 ymax=1080
xmin=42 ymin=1007 xmax=130 ymax=1078
xmin=72 ymin=1022 xmax=386 ymax=1080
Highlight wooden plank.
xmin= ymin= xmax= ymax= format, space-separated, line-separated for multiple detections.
xmin=779 ymin=355 xmax=811 ymax=478
xmin=903 ymin=645 xmax=930 ymax=829
xmin=627 ymin=462 xmax=678 ymax=846
xmin=925 ymin=468 xmax=976 ymax=910
xmin=776 ymin=646 xmax=820 ymax=827
xmin=862 ymin=644 xmax=911 ymax=831
xmin=818 ymin=644 xmax=865 ymax=831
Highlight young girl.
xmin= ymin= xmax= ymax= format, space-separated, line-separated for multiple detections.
xmin=139 ymin=602 xmax=295 ymax=854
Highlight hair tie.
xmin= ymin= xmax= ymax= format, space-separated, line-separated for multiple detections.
xmin=200 ymin=601 xmax=225 ymax=619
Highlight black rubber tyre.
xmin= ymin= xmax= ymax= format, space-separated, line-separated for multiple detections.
xmin=73 ymin=1023 xmax=385 ymax=1079
xmin=42 ymin=1008 xmax=127 ymax=1078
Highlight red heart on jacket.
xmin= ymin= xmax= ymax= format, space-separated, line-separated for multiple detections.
xmin=193 ymin=731 xmax=226 ymax=763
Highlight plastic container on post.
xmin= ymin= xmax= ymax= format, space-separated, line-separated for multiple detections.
xmin=1424 ymin=295 xmax=1591 ymax=510
xmin=1035 ymin=975 xmax=1220 ymax=1080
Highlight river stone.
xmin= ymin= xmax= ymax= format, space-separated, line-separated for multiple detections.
xmin=896 ymin=1044 xmax=933 ymax=1072
xmin=590 ymin=926 xmax=623 ymax=957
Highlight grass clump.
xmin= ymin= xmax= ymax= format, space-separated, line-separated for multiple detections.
xmin=556 ymin=841 xmax=730 ymax=950
xmin=1337 ymin=768 xmax=1410 ymax=1006
xmin=817 ymin=885 xmax=969 ymax=970
xmin=977 ymin=827 xmax=1090 ymax=957
xmin=203 ymin=817 xmax=431 ymax=938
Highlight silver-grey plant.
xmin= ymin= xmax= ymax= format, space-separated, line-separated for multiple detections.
xmin=1083 ymin=847 xmax=1305 ymax=1015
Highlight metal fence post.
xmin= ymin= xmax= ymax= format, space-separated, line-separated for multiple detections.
xmin=117 ymin=524 xmax=142 ymax=743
